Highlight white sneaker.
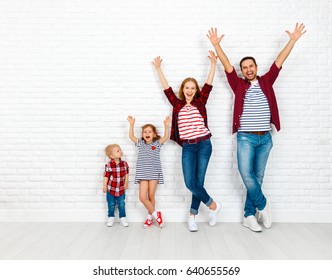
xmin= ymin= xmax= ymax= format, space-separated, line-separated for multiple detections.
xmin=188 ymin=216 xmax=198 ymax=232
xmin=107 ymin=217 xmax=115 ymax=227
xmin=243 ymin=215 xmax=262 ymax=232
xmin=256 ymin=211 xmax=262 ymax=223
xmin=120 ymin=217 xmax=129 ymax=227
xmin=258 ymin=198 xmax=272 ymax=229
xmin=208 ymin=202 xmax=221 ymax=227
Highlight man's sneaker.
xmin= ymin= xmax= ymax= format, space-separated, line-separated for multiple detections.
xmin=155 ymin=211 xmax=164 ymax=228
xmin=256 ymin=211 xmax=262 ymax=223
xmin=208 ymin=202 xmax=221 ymax=227
xmin=107 ymin=217 xmax=115 ymax=227
xmin=143 ymin=218 xmax=153 ymax=228
xmin=120 ymin=217 xmax=129 ymax=227
xmin=188 ymin=216 xmax=198 ymax=232
xmin=243 ymin=215 xmax=262 ymax=232
xmin=258 ymin=198 xmax=272 ymax=229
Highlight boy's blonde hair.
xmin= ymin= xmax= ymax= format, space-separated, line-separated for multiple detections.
xmin=105 ymin=144 xmax=120 ymax=158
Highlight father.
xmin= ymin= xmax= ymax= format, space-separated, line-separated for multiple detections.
xmin=207 ymin=23 xmax=306 ymax=232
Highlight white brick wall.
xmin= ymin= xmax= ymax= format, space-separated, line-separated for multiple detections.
xmin=0 ymin=0 xmax=331 ymax=222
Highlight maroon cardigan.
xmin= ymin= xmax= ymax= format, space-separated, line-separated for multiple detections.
xmin=225 ymin=62 xmax=282 ymax=134
xmin=164 ymin=83 xmax=213 ymax=146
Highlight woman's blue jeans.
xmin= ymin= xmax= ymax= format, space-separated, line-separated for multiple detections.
xmin=106 ymin=192 xmax=126 ymax=218
xmin=182 ymin=139 xmax=213 ymax=215
xmin=237 ymin=132 xmax=273 ymax=217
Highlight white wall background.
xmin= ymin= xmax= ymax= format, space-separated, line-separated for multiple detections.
xmin=0 ymin=0 xmax=331 ymax=222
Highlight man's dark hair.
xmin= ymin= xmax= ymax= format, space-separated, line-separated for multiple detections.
xmin=239 ymin=56 xmax=257 ymax=69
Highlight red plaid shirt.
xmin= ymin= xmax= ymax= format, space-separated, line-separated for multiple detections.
xmin=104 ymin=159 xmax=129 ymax=197
xmin=225 ymin=62 xmax=282 ymax=134
xmin=164 ymin=83 xmax=213 ymax=146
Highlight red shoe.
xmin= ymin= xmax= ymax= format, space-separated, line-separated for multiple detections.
xmin=143 ymin=218 xmax=153 ymax=228
xmin=155 ymin=211 xmax=164 ymax=228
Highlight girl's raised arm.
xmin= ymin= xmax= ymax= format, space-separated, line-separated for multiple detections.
xmin=152 ymin=56 xmax=170 ymax=90
xmin=127 ymin=115 xmax=138 ymax=143
xmin=159 ymin=116 xmax=170 ymax=145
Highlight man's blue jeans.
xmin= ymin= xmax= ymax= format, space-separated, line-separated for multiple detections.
xmin=237 ymin=132 xmax=273 ymax=217
xmin=106 ymin=192 xmax=126 ymax=218
xmin=182 ymin=139 xmax=213 ymax=215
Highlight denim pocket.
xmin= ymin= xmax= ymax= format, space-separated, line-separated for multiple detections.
xmin=201 ymin=139 xmax=211 ymax=145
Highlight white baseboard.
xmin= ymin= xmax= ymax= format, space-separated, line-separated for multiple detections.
xmin=1 ymin=210 xmax=332 ymax=223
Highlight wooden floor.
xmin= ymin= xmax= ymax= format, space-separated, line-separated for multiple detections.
xmin=0 ymin=222 xmax=331 ymax=260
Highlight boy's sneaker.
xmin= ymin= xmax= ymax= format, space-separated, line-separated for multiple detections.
xmin=188 ymin=216 xmax=198 ymax=232
xmin=258 ymin=198 xmax=272 ymax=229
xmin=208 ymin=202 xmax=221 ymax=227
xmin=143 ymin=218 xmax=153 ymax=228
xmin=120 ymin=217 xmax=129 ymax=227
xmin=107 ymin=217 xmax=115 ymax=227
xmin=155 ymin=211 xmax=164 ymax=228
xmin=243 ymin=215 xmax=262 ymax=232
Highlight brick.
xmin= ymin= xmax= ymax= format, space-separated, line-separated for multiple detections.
xmin=0 ymin=0 xmax=330 ymax=221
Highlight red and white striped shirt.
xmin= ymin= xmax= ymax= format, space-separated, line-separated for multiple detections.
xmin=178 ymin=105 xmax=210 ymax=140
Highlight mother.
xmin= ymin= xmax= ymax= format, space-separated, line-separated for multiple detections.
xmin=152 ymin=51 xmax=221 ymax=232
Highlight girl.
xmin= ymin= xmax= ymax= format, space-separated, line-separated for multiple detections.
xmin=127 ymin=115 xmax=170 ymax=228
xmin=152 ymin=51 xmax=221 ymax=232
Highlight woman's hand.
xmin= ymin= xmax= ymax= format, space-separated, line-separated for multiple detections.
xmin=151 ymin=56 xmax=169 ymax=90
xmin=208 ymin=50 xmax=218 ymax=64
xmin=151 ymin=56 xmax=163 ymax=69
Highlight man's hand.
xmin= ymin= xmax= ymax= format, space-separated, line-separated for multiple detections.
xmin=207 ymin=27 xmax=225 ymax=46
xmin=286 ymin=23 xmax=306 ymax=42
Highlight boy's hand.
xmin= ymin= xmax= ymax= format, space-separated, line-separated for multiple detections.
xmin=103 ymin=186 xmax=107 ymax=193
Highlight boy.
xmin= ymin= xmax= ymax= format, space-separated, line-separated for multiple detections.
xmin=103 ymin=144 xmax=129 ymax=227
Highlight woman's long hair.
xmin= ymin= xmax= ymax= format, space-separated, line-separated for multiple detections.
xmin=178 ymin=77 xmax=201 ymax=100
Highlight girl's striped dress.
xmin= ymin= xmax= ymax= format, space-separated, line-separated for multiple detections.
xmin=135 ymin=139 xmax=164 ymax=184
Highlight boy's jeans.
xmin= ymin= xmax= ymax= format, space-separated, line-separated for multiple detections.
xmin=106 ymin=192 xmax=126 ymax=218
